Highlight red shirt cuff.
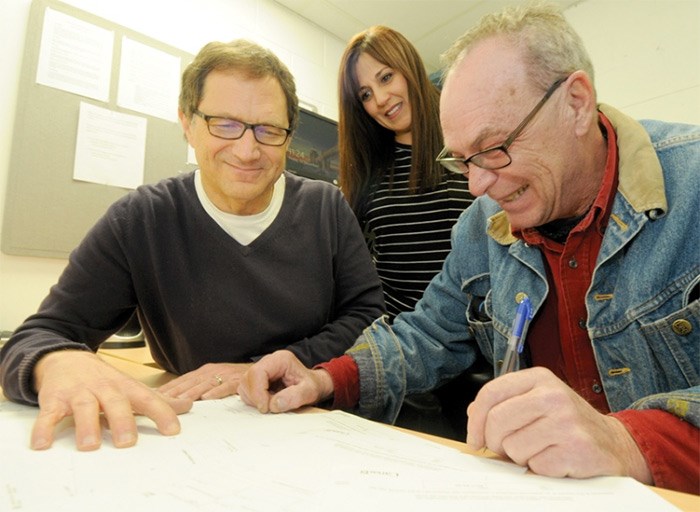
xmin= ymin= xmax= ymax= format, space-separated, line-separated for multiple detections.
xmin=315 ymin=355 xmax=360 ymax=409
xmin=612 ymin=408 xmax=700 ymax=495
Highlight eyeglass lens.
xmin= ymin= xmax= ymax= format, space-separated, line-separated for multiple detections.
xmin=207 ymin=118 xmax=288 ymax=145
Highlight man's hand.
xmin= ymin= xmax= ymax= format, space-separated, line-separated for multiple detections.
xmin=158 ymin=362 xmax=252 ymax=400
xmin=32 ymin=350 xmax=192 ymax=451
xmin=466 ymin=367 xmax=653 ymax=483
xmin=238 ymin=350 xmax=334 ymax=413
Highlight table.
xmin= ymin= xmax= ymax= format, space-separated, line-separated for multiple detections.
xmin=2 ymin=347 xmax=698 ymax=511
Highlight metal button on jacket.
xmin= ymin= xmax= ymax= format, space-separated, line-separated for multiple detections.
xmin=672 ymin=319 xmax=692 ymax=336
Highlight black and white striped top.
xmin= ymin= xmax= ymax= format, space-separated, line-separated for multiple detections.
xmin=359 ymin=143 xmax=474 ymax=319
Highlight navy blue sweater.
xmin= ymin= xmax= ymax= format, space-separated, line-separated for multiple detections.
xmin=0 ymin=171 xmax=384 ymax=405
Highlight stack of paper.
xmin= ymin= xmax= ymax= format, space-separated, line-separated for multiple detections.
xmin=0 ymin=397 xmax=679 ymax=511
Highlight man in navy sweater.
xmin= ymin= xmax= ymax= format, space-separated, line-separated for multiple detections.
xmin=0 ymin=39 xmax=384 ymax=451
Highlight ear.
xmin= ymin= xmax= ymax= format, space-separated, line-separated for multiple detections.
xmin=179 ymin=109 xmax=194 ymax=145
xmin=564 ymin=70 xmax=597 ymax=137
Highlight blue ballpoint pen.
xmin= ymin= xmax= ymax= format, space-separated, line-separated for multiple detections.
xmin=498 ymin=296 xmax=533 ymax=377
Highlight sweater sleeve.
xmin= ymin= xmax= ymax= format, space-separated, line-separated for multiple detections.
xmin=612 ymin=408 xmax=699 ymax=494
xmin=283 ymin=185 xmax=385 ymax=367
xmin=0 ymin=201 xmax=137 ymax=404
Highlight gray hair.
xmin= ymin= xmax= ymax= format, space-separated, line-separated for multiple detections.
xmin=441 ymin=2 xmax=595 ymax=94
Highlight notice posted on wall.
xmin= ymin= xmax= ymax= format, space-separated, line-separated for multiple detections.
xmin=36 ymin=7 xmax=114 ymax=102
xmin=73 ymin=101 xmax=146 ymax=189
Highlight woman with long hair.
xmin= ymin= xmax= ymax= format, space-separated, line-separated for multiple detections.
xmin=337 ymin=26 xmax=479 ymax=439
xmin=338 ymin=25 xmax=473 ymax=320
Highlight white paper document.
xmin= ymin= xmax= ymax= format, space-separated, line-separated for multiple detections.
xmin=73 ymin=101 xmax=146 ymax=189
xmin=117 ymin=37 xmax=181 ymax=122
xmin=36 ymin=8 xmax=114 ymax=102
xmin=0 ymin=397 xmax=679 ymax=511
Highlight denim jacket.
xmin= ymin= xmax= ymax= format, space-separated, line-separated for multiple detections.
xmin=348 ymin=104 xmax=700 ymax=426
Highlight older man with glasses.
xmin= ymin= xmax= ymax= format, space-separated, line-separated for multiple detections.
xmin=240 ymin=3 xmax=699 ymax=495
xmin=0 ymin=39 xmax=384 ymax=451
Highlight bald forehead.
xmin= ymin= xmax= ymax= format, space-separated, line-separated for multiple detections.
xmin=440 ymin=38 xmax=529 ymax=151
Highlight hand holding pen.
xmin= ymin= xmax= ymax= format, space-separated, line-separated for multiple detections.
xmin=498 ymin=296 xmax=533 ymax=377
xmin=469 ymin=295 xmax=654 ymax=483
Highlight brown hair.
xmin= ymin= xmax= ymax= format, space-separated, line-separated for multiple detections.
xmin=337 ymin=26 xmax=443 ymax=212
xmin=179 ymin=39 xmax=299 ymax=131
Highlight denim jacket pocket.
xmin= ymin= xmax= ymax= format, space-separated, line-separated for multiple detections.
xmin=463 ymin=273 xmax=495 ymax=362
xmin=594 ymin=270 xmax=700 ymax=409
xmin=638 ymin=298 xmax=700 ymax=389
xmin=628 ymin=286 xmax=700 ymax=402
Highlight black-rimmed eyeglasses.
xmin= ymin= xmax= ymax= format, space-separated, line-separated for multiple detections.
xmin=436 ymin=76 xmax=569 ymax=175
xmin=194 ymin=110 xmax=291 ymax=147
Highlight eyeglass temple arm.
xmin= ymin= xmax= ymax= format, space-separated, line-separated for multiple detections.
xmin=503 ymin=76 xmax=568 ymax=149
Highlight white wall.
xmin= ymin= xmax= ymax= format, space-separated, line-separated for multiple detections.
xmin=565 ymin=0 xmax=700 ymax=124
xmin=1 ymin=0 xmax=698 ymax=332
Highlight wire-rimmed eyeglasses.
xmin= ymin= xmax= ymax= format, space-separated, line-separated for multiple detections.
xmin=436 ymin=76 xmax=570 ymax=175
xmin=194 ymin=110 xmax=291 ymax=147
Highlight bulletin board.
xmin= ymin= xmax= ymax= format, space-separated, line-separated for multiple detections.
xmin=1 ymin=0 xmax=195 ymax=259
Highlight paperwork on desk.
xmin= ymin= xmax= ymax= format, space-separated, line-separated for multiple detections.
xmin=1 ymin=397 xmax=679 ymax=511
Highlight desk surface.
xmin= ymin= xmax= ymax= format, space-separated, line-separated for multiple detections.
xmin=2 ymin=347 xmax=698 ymax=511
